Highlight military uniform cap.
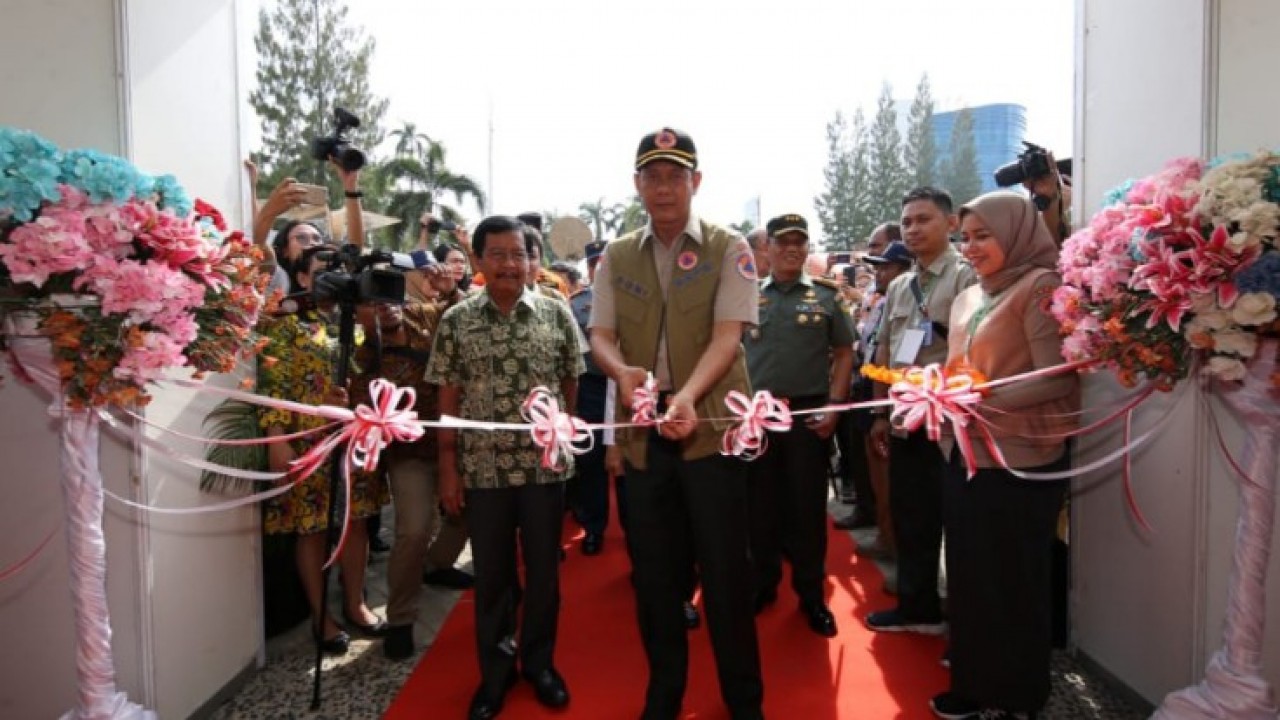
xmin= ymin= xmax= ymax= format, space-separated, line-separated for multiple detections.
xmin=766 ymin=213 xmax=809 ymax=239
xmin=635 ymin=127 xmax=698 ymax=171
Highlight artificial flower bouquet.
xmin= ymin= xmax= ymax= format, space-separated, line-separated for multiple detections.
xmin=1051 ymin=150 xmax=1280 ymax=387
xmin=0 ymin=126 xmax=269 ymax=407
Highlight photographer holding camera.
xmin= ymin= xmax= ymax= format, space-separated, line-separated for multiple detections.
xmin=250 ymin=108 xmax=371 ymax=295
xmin=994 ymin=141 xmax=1072 ymax=245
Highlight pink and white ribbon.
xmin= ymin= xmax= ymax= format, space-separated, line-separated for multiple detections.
xmin=521 ymin=386 xmax=594 ymax=471
xmin=720 ymin=390 xmax=792 ymax=461
xmin=888 ymin=364 xmax=1005 ymax=478
xmin=631 ymin=372 xmax=659 ymax=426
xmin=286 ymin=379 xmax=423 ymax=568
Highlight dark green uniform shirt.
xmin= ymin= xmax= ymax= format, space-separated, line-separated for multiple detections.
xmin=744 ymin=273 xmax=855 ymax=399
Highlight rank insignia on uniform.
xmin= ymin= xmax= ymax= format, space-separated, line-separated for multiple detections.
xmin=736 ymin=254 xmax=757 ymax=280
xmin=797 ymin=314 xmax=809 ymax=324
xmin=805 ymin=290 xmax=818 ymax=300
xmin=677 ymin=250 xmax=698 ymax=271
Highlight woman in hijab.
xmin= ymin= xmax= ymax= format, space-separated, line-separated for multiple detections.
xmin=930 ymin=192 xmax=1080 ymax=720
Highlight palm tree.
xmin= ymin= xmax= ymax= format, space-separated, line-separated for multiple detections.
xmin=579 ymin=198 xmax=609 ymax=241
xmin=729 ymin=219 xmax=756 ymax=236
xmin=373 ymin=128 xmax=486 ymax=249
xmin=388 ymin=121 xmax=433 ymax=160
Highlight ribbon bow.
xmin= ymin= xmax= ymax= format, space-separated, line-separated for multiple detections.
xmin=720 ymin=390 xmax=792 ymax=461
xmin=631 ymin=372 xmax=659 ymax=425
xmin=522 ymin=386 xmax=594 ymax=471
xmin=288 ymin=378 xmax=424 ymax=568
xmin=888 ymin=364 xmax=1002 ymax=477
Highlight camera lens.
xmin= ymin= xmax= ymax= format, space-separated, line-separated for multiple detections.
xmin=334 ymin=144 xmax=366 ymax=172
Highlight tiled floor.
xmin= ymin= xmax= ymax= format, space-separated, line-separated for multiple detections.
xmin=208 ymin=504 xmax=1153 ymax=719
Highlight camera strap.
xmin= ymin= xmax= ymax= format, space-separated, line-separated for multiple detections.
xmin=908 ymin=272 xmax=949 ymax=342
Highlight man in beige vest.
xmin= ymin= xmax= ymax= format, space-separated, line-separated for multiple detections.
xmin=588 ymin=128 xmax=764 ymax=720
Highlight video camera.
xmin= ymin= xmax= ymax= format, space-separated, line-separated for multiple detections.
xmin=993 ymin=141 xmax=1054 ymax=187
xmin=310 ymin=107 xmax=366 ymax=172
xmin=312 ymin=244 xmax=429 ymax=306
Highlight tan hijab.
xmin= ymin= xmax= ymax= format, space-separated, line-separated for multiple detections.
xmin=959 ymin=191 xmax=1059 ymax=295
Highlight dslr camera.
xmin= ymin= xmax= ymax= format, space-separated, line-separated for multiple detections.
xmin=993 ymin=141 xmax=1054 ymax=187
xmin=425 ymin=218 xmax=458 ymax=234
xmin=310 ymin=107 xmax=366 ymax=172
xmin=312 ymin=244 xmax=412 ymax=306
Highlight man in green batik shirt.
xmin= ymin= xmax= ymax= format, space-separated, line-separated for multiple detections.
xmin=426 ymin=214 xmax=585 ymax=720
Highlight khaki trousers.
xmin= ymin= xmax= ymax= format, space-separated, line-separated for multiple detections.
xmin=384 ymin=456 xmax=469 ymax=625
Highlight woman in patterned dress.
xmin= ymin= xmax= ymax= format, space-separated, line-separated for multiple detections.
xmin=258 ymin=245 xmax=388 ymax=654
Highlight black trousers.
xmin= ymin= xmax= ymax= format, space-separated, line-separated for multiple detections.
xmin=624 ymin=433 xmax=763 ymax=719
xmin=836 ymin=409 xmax=873 ymax=508
xmin=944 ymin=449 xmax=1069 ymax=713
xmin=747 ymin=398 xmax=830 ymax=605
xmin=466 ymin=482 xmax=564 ymax=699
xmin=888 ymin=429 xmax=946 ymax=621
xmin=573 ymin=374 xmax=612 ymax=536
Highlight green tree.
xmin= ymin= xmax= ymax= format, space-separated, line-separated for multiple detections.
xmin=249 ymin=0 xmax=389 ymax=199
xmin=578 ymin=198 xmax=613 ymax=242
xmin=939 ymin=107 xmax=983 ymax=206
xmin=814 ymin=111 xmax=857 ymax=250
xmin=372 ymin=126 xmax=486 ymax=249
xmin=729 ymin=219 xmax=756 ymax=236
xmin=903 ymin=74 xmax=938 ymax=189
xmin=846 ymin=109 xmax=876 ymax=248
xmin=866 ymin=83 xmax=910 ymax=229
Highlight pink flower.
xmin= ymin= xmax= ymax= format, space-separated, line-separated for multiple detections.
xmin=114 ymin=331 xmax=187 ymax=384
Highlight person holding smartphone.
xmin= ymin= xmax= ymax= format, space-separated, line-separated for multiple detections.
xmin=742 ymin=213 xmax=855 ymax=638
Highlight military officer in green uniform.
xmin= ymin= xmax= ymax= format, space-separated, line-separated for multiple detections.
xmin=743 ymin=213 xmax=855 ymax=638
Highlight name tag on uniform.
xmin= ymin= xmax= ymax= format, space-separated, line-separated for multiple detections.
xmin=895 ymin=327 xmax=926 ymax=365
xmin=919 ymin=319 xmax=934 ymax=347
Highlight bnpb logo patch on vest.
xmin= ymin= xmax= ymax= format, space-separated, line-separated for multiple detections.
xmin=736 ymin=254 xmax=757 ymax=281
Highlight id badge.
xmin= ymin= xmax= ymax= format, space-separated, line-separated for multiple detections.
xmin=895 ymin=328 xmax=926 ymax=365
xmin=919 ymin=319 xmax=934 ymax=347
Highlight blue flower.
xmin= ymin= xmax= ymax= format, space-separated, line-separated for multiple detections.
xmin=1236 ymin=251 xmax=1280 ymax=299
xmin=0 ymin=127 xmax=64 ymax=221
xmin=1103 ymin=179 xmax=1136 ymax=208
xmin=60 ymin=148 xmax=148 ymax=204
xmin=152 ymin=174 xmax=192 ymax=217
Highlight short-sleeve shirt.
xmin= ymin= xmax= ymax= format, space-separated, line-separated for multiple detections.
xmin=425 ymin=287 xmax=586 ymax=489
xmin=588 ymin=214 xmax=758 ymax=389
xmin=745 ymin=274 xmax=855 ymax=398
xmin=874 ymin=247 xmax=977 ymax=369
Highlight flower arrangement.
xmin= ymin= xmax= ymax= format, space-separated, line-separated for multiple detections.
xmin=1051 ymin=150 xmax=1280 ymax=387
xmin=0 ymin=126 xmax=270 ymax=407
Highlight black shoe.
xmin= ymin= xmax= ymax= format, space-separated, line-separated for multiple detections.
xmin=865 ymin=608 xmax=946 ymax=635
xmin=343 ymin=610 xmax=389 ymax=637
xmin=423 ymin=566 xmax=475 ymax=589
xmin=369 ymin=536 xmax=392 ymax=554
xmin=801 ymin=602 xmax=838 ymax=637
xmin=312 ymin=624 xmax=350 ymax=656
xmin=929 ymin=691 xmax=980 ymax=719
xmin=683 ymin=601 xmax=701 ymax=630
xmin=753 ymin=587 xmax=778 ymax=615
xmin=383 ymin=624 xmax=414 ymax=660
xmin=581 ymin=532 xmax=603 ymax=556
xmin=524 ymin=667 xmax=570 ymax=708
xmin=467 ymin=689 xmax=504 ymax=720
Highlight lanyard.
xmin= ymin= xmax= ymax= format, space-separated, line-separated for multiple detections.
xmin=908 ymin=272 xmax=937 ymax=319
xmin=964 ymin=292 xmax=1001 ymax=355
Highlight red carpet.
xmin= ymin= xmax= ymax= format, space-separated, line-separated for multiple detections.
xmin=385 ymin=508 xmax=948 ymax=719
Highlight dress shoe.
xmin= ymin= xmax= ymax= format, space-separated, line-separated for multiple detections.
xmin=423 ymin=566 xmax=475 ymax=589
xmin=343 ymin=609 xmax=389 ymax=637
xmin=801 ymin=602 xmax=838 ymax=637
xmin=383 ymin=623 xmax=414 ymax=660
xmin=467 ymin=689 xmax=504 ymax=720
xmin=581 ymin=532 xmax=603 ymax=556
xmin=311 ymin=623 xmax=350 ymax=656
xmin=683 ymin=601 xmax=701 ymax=630
xmin=524 ymin=667 xmax=570 ymax=708
xmin=753 ymin=587 xmax=778 ymax=615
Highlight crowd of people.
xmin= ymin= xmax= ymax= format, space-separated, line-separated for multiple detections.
xmin=242 ymin=126 xmax=1077 ymax=720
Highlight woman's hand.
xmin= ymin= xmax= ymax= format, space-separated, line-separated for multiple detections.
xmin=261 ymin=178 xmax=306 ymax=219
